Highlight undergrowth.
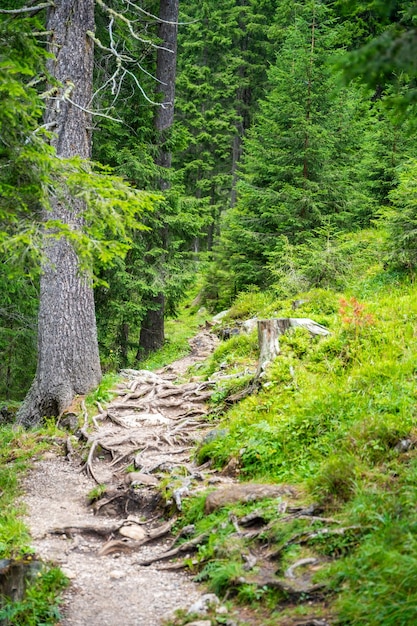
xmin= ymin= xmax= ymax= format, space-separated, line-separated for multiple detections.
xmin=179 ymin=262 xmax=417 ymax=624
xmin=137 ymin=303 xmax=210 ymax=371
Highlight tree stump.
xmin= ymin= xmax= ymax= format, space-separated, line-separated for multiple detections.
xmin=256 ymin=318 xmax=330 ymax=378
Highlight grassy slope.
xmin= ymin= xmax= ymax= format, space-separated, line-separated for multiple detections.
xmin=175 ymin=263 xmax=417 ymax=624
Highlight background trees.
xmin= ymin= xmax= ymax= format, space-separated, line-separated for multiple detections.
xmin=2 ymin=0 xmax=417 ymax=409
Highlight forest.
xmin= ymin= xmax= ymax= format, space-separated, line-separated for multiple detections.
xmin=2 ymin=0 xmax=417 ymax=624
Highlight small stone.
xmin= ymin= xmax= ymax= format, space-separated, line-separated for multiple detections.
xmin=124 ymin=472 xmax=159 ymax=486
xmin=61 ymin=568 xmax=76 ymax=579
xmin=42 ymin=452 xmax=56 ymax=461
xmin=109 ymin=570 xmax=125 ymax=580
xmin=119 ymin=525 xmax=147 ymax=541
xmin=187 ymin=593 xmax=220 ymax=615
xmin=216 ymin=605 xmax=228 ymax=615
xmin=187 ymin=622 xmax=212 ymax=626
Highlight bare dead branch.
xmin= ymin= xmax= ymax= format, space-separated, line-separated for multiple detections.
xmin=0 ymin=2 xmax=53 ymax=14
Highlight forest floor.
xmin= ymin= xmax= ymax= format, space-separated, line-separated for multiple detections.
xmin=21 ymin=329 xmax=242 ymax=626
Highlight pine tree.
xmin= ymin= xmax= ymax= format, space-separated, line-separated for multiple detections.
xmin=174 ymin=0 xmax=277 ymax=249
xmin=212 ymin=0 xmax=376 ymax=294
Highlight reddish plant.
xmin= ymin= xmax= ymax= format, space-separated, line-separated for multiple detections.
xmin=339 ymin=297 xmax=375 ymax=336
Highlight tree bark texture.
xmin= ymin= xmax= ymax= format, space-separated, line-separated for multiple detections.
xmin=154 ymin=0 xmax=179 ymax=173
xmin=138 ymin=0 xmax=179 ymax=357
xmin=18 ymin=0 xmax=101 ymax=426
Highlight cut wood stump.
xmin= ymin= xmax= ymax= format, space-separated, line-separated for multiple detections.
xmin=256 ymin=318 xmax=330 ymax=378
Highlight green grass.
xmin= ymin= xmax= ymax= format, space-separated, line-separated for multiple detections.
xmin=179 ymin=265 xmax=417 ymax=624
xmin=0 ymin=565 xmax=68 ymax=625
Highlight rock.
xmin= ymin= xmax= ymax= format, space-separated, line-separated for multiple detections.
xmin=59 ymin=413 xmax=79 ymax=432
xmin=187 ymin=621 xmax=212 ymax=626
xmin=42 ymin=452 xmax=57 ymax=461
xmin=241 ymin=318 xmax=258 ymax=334
xmin=220 ymin=456 xmax=240 ymax=478
xmin=395 ymin=438 xmax=415 ymax=452
xmin=119 ymin=525 xmax=147 ymax=541
xmin=0 ymin=405 xmax=16 ymax=425
xmin=187 ymin=593 xmax=220 ymax=615
xmin=204 ymin=483 xmax=298 ymax=513
xmin=109 ymin=569 xmax=126 ymax=580
xmin=201 ymin=428 xmax=229 ymax=445
xmin=212 ymin=310 xmax=229 ymax=323
xmin=61 ymin=567 xmax=77 ymax=579
xmin=124 ymin=472 xmax=159 ymax=487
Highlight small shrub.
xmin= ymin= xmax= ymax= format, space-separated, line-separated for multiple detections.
xmin=0 ymin=566 xmax=68 ymax=626
xmin=312 ymin=454 xmax=361 ymax=505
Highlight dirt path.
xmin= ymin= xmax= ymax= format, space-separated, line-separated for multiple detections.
xmin=23 ymin=331 xmax=225 ymax=626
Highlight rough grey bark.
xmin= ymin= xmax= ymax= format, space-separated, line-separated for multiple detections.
xmin=139 ymin=0 xmax=179 ymax=357
xmin=17 ymin=0 xmax=101 ymax=426
xmin=154 ymin=0 xmax=179 ymax=174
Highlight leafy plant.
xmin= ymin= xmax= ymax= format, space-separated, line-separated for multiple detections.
xmin=0 ymin=566 xmax=68 ymax=626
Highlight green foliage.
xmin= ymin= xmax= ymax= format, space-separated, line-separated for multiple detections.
xmin=204 ymin=1 xmax=383 ymax=301
xmin=338 ymin=0 xmax=417 ymax=121
xmin=188 ymin=263 xmax=417 ymax=622
xmin=0 ymin=264 xmax=38 ymax=401
xmin=326 ymin=470 xmax=417 ymax=624
xmin=0 ymin=422 xmax=69 ymax=624
xmin=0 ymin=426 xmax=57 ymax=558
xmin=87 ymin=484 xmax=107 ymax=504
xmin=175 ymin=0 xmax=278 ymax=244
xmin=385 ymin=158 xmax=417 ymax=270
xmin=201 ymin=332 xmax=259 ymax=379
xmin=85 ymin=372 xmax=120 ymax=408
xmin=0 ymin=566 xmax=68 ymax=626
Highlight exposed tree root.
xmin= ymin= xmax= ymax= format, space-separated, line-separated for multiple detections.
xmin=137 ymin=532 xmax=209 ymax=566
xmin=269 ymin=525 xmax=363 ymax=559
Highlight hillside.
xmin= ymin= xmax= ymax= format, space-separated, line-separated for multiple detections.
xmin=3 ymin=229 xmax=417 ymax=624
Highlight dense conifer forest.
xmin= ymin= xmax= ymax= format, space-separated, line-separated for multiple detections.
xmin=2 ymin=1 xmax=417 ymax=624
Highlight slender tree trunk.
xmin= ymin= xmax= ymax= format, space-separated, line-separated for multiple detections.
xmin=138 ymin=0 xmax=179 ymax=358
xmin=17 ymin=0 xmax=101 ymax=427
xmin=303 ymin=7 xmax=316 ymax=183
xmin=137 ymin=292 xmax=165 ymax=360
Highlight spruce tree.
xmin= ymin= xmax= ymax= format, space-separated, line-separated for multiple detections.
xmin=212 ymin=0 xmax=377 ymax=294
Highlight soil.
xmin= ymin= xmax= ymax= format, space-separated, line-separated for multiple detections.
xmin=22 ymin=331 xmax=226 ymax=626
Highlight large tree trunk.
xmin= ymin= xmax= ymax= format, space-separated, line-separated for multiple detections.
xmin=17 ymin=0 xmax=101 ymax=427
xmin=138 ymin=0 xmax=179 ymax=357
